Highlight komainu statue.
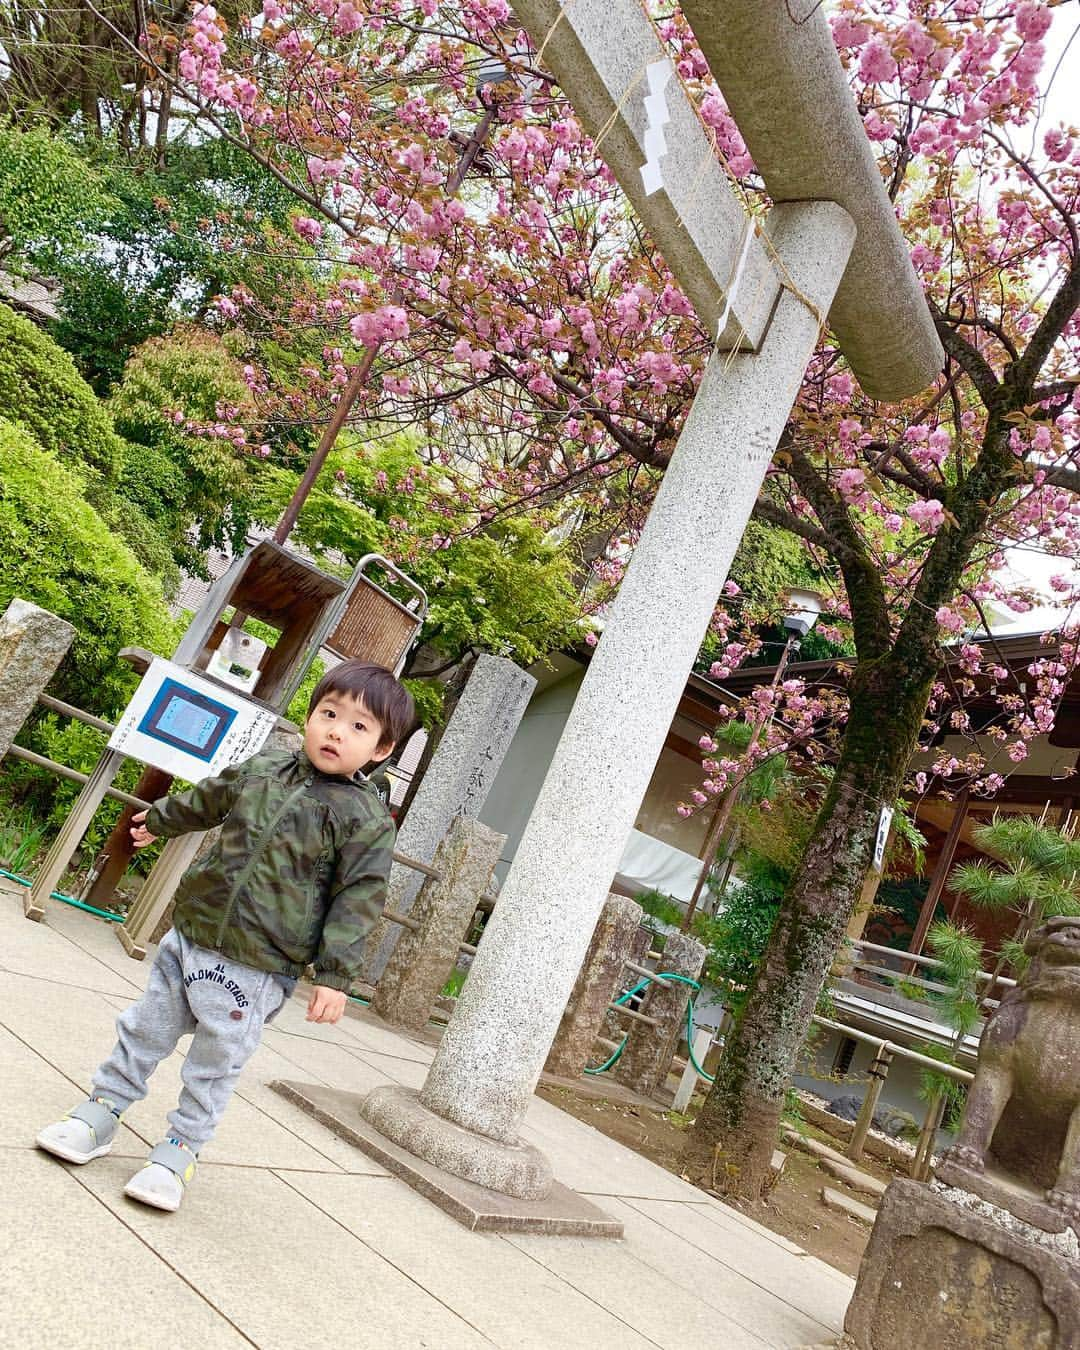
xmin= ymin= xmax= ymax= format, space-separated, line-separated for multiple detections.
xmin=940 ymin=914 xmax=1080 ymax=1224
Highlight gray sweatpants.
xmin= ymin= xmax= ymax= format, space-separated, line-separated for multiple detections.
xmin=91 ymin=928 xmax=290 ymax=1152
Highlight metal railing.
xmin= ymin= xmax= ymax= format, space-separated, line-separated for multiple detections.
xmin=810 ymin=1013 xmax=973 ymax=1181
xmin=843 ymin=938 xmax=1015 ymax=1015
xmin=12 ymin=691 xmax=496 ymax=944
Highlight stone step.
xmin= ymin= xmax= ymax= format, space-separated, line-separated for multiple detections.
xmin=820 ymin=1157 xmax=888 ymax=1198
xmin=781 ymin=1126 xmax=850 ymax=1166
xmin=820 ymin=1186 xmax=878 ymax=1226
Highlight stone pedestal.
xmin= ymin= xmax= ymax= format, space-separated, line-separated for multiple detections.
xmin=602 ymin=923 xmax=651 ymax=1044
xmin=613 ymin=929 xmax=706 ymax=1097
xmin=361 ymin=1082 xmax=552 ymax=1199
xmin=0 ymin=599 xmax=75 ymax=760
xmin=845 ymin=1178 xmax=1079 ymax=1349
xmin=363 ymin=655 xmax=534 ymax=981
xmin=372 ymin=816 xmax=504 ymax=1033
xmin=544 ymin=893 xmax=643 ymax=1079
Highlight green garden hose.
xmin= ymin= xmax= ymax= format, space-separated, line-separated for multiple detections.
xmin=584 ymin=969 xmax=716 ymax=1084
xmin=0 ymin=867 xmax=125 ymax=923
xmin=583 ymin=975 xmax=651 ymax=1074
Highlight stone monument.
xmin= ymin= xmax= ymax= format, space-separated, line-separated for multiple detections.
xmin=0 ymin=599 xmax=75 ymax=759
xmin=362 ymin=654 xmax=534 ymax=982
xmin=846 ymin=915 xmax=1080 ymax=1348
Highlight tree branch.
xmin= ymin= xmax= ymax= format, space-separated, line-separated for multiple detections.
xmin=1033 ymin=379 xmax=1080 ymax=404
xmin=928 ymin=301 xmax=1003 ymax=406
xmin=943 ymin=310 xmax=1020 ymax=363
xmin=1040 ymin=465 xmax=1080 ymax=495
xmin=751 ymin=497 xmax=835 ymax=552
xmin=785 ymin=443 xmax=891 ymax=661
xmin=1015 ymin=250 xmax=1080 ymax=389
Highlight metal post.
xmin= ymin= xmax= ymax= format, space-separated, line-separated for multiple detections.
xmin=672 ymin=1026 xmax=712 ymax=1113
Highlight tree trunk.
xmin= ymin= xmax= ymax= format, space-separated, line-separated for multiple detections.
xmin=688 ymin=656 xmax=935 ymax=1199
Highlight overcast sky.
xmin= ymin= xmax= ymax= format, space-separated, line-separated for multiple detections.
xmin=992 ymin=1 xmax=1079 ymax=633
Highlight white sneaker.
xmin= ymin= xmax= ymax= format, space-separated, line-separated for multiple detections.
xmin=36 ymin=1100 xmax=118 ymax=1164
xmin=123 ymin=1140 xmax=197 ymax=1213
xmin=124 ymin=1162 xmax=186 ymax=1212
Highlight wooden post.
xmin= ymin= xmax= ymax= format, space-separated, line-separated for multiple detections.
xmin=273 ymin=104 xmax=499 ymax=550
xmin=116 ymin=834 xmax=206 ymax=958
xmin=681 ymin=631 xmax=798 ymax=931
xmin=848 ymin=1043 xmax=893 ymax=1163
xmin=82 ymin=766 xmax=172 ymax=910
xmin=832 ymin=866 xmax=886 ymax=977
xmin=24 ymin=749 xmax=126 ymax=920
xmin=907 ymin=788 xmax=969 ymax=961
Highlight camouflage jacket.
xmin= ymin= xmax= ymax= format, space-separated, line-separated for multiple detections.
xmin=145 ymin=748 xmax=396 ymax=991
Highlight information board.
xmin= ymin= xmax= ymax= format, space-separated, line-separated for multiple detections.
xmin=108 ymin=658 xmax=277 ymax=779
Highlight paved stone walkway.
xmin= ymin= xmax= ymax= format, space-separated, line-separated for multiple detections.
xmin=0 ymin=880 xmax=851 ymax=1348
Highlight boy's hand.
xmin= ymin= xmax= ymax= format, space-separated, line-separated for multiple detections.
xmin=130 ymin=810 xmax=158 ymax=849
xmin=307 ymin=985 xmax=347 ymax=1024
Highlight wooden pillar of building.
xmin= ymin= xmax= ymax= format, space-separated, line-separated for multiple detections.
xmin=908 ymin=789 xmax=969 ymax=958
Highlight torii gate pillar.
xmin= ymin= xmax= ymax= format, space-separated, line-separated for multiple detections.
xmin=361 ymin=201 xmax=855 ymax=1194
xmin=323 ymin=0 xmax=944 ymax=1211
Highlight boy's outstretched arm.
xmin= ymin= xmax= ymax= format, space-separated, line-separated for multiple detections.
xmin=140 ymin=759 xmax=250 ymax=841
xmin=312 ymin=812 xmax=397 ymax=1002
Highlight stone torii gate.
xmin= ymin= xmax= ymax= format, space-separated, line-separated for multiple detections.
xmin=289 ymin=1 xmax=946 ymax=1225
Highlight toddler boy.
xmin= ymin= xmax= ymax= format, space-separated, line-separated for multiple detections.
xmin=37 ymin=660 xmax=414 ymax=1211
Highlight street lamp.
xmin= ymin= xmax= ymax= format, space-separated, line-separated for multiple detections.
xmin=680 ymin=586 xmax=825 ymax=930
xmin=783 ymin=586 xmax=824 ymax=641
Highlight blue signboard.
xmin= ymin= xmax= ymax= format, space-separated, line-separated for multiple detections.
xmin=137 ymin=678 xmax=238 ymax=763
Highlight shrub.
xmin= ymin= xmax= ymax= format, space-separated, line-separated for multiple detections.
xmin=636 ymin=888 xmax=685 ymax=930
xmin=0 ymin=301 xmax=124 ymax=481
xmin=0 ymin=121 xmax=113 ymax=270
xmin=109 ymin=328 xmax=268 ymax=564
xmin=695 ymin=878 xmax=782 ymax=1016
xmin=0 ymin=417 xmax=177 ymax=715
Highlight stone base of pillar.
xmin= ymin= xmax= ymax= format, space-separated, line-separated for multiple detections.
xmin=271 ymin=1079 xmax=623 ymax=1237
xmin=360 ymin=1083 xmax=551 ymax=1199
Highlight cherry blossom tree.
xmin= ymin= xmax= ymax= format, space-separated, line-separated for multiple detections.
xmin=685 ymin=0 xmax=1080 ymax=1198
xmin=117 ymin=0 xmax=1080 ymax=1198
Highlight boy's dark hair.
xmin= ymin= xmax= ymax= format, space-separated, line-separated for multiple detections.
xmin=307 ymin=661 xmax=415 ymax=748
